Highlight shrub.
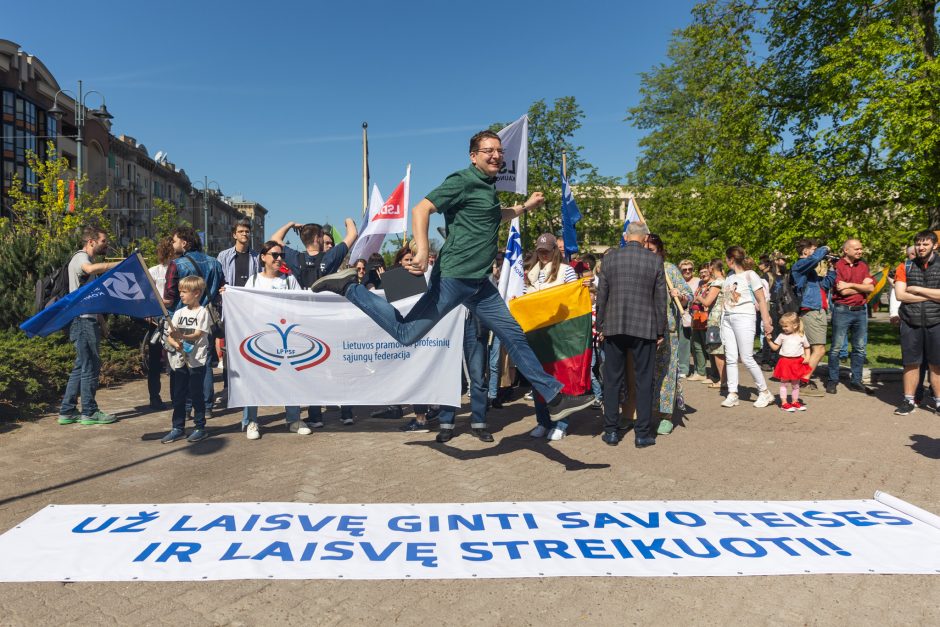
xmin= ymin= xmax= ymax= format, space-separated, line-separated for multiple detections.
xmin=0 ymin=324 xmax=143 ymax=422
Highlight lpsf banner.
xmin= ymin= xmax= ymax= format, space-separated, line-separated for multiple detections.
xmin=0 ymin=495 xmax=938 ymax=582
xmin=495 ymin=114 xmax=527 ymax=194
xmin=224 ymin=287 xmax=464 ymax=407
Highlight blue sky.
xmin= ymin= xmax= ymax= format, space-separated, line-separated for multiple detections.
xmin=8 ymin=0 xmax=697 ymax=241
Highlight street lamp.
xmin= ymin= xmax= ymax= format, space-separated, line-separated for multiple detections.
xmin=191 ymin=176 xmax=221 ymax=254
xmin=48 ymin=80 xmax=113 ymax=198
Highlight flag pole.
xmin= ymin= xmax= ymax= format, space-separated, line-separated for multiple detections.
xmin=631 ymin=198 xmax=685 ymax=315
xmin=362 ymin=122 xmax=369 ymax=218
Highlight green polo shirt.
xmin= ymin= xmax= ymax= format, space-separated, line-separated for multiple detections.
xmin=425 ymin=166 xmax=501 ymax=279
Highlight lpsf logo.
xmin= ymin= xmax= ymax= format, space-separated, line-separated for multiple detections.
xmin=102 ymin=273 xmax=145 ymax=300
xmin=239 ymin=319 xmax=330 ymax=371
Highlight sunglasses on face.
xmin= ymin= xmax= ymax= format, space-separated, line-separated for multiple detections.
xmin=266 ymin=252 xmax=283 ymax=259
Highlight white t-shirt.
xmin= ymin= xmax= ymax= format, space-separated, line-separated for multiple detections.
xmin=774 ymin=332 xmax=810 ymax=358
xmin=170 ymin=305 xmax=211 ymax=369
xmin=722 ymin=270 xmax=765 ymax=315
xmin=248 ymin=272 xmax=301 ymax=291
xmin=148 ymin=263 xmax=168 ymax=297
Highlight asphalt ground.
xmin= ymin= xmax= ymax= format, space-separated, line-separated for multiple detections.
xmin=0 ymin=367 xmax=938 ymax=626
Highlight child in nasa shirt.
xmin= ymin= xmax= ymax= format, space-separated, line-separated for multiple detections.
xmin=161 ymin=275 xmax=211 ymax=444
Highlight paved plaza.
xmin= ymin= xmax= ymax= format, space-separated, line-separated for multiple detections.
xmin=1 ymin=367 xmax=938 ymax=626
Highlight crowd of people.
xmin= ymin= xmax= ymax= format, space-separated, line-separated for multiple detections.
xmin=56 ymin=130 xmax=935 ymax=449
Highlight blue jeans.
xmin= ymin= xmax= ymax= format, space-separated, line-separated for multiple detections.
xmin=243 ymin=405 xmax=301 ymax=427
xmin=60 ymin=318 xmax=101 ymax=416
xmin=171 ymin=365 xmax=206 ymax=430
xmin=829 ymin=305 xmax=868 ymax=384
xmin=590 ymin=344 xmax=603 ymax=401
xmin=346 ymin=274 xmax=563 ymax=402
xmin=439 ymin=314 xmax=489 ymax=430
xmin=185 ymin=350 xmax=215 ymax=414
xmin=487 ymin=335 xmax=501 ymax=400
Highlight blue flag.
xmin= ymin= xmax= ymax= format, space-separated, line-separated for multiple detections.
xmin=20 ymin=254 xmax=165 ymax=338
xmin=560 ymin=167 xmax=581 ymax=261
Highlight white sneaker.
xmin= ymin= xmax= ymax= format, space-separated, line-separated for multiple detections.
xmin=548 ymin=428 xmax=565 ymax=441
xmin=246 ymin=422 xmax=260 ymax=440
xmin=524 ymin=391 xmax=534 ymax=401
xmin=720 ymin=394 xmax=740 ymax=408
xmin=289 ymin=420 xmax=312 ymax=435
xmin=529 ymin=425 xmax=548 ymax=438
xmin=753 ymin=389 xmax=775 ymax=408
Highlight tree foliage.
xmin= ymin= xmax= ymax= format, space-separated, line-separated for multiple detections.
xmin=628 ymin=0 xmax=939 ymax=265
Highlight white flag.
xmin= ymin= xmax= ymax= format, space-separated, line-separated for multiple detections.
xmin=495 ymin=114 xmax=528 ymax=194
xmin=349 ymin=184 xmax=385 ymax=262
xmin=498 ymin=217 xmax=525 ymax=303
xmin=348 ymin=165 xmax=411 ymax=262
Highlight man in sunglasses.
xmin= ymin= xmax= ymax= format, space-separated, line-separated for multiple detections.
xmin=313 ymin=130 xmax=597 ymax=425
xmin=271 ymin=219 xmax=357 ymax=289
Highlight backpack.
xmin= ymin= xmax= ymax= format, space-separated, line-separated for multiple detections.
xmin=33 ymin=252 xmax=80 ymax=313
xmin=776 ymin=272 xmax=801 ymax=316
xmin=296 ymin=251 xmax=328 ymax=289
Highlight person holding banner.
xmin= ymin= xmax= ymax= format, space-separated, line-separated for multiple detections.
xmin=241 ymin=241 xmax=312 ymax=440
xmin=313 ymin=130 xmax=596 ymax=424
xmin=57 ymin=226 xmax=121 ymax=426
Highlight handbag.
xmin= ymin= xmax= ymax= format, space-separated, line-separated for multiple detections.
xmin=705 ymin=325 xmax=721 ymax=345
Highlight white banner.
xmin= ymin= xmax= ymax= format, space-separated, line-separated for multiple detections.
xmin=1 ymin=496 xmax=938 ymax=581
xmin=495 ymin=114 xmax=527 ymax=194
xmin=224 ymin=287 xmax=464 ymax=406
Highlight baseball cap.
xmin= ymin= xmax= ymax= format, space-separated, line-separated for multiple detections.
xmin=535 ymin=233 xmax=557 ymax=252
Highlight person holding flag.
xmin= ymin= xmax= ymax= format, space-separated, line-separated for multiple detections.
xmin=313 ymin=130 xmax=597 ymax=424
xmin=50 ymin=227 xmax=120 ymax=425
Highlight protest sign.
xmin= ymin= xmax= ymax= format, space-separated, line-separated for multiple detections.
xmin=0 ymin=496 xmax=937 ymax=582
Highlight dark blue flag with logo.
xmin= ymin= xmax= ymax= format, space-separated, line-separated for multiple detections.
xmin=20 ymin=254 xmax=165 ymax=338
xmin=560 ymin=166 xmax=581 ymax=261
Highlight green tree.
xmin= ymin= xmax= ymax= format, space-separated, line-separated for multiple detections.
xmin=136 ymin=198 xmax=190 ymax=265
xmin=0 ymin=142 xmax=110 ymax=328
xmin=626 ymin=0 xmax=938 ymax=266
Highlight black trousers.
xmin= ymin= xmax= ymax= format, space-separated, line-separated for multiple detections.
xmin=602 ymin=334 xmax=656 ymax=439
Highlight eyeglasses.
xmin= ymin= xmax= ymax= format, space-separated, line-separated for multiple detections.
xmin=474 ymin=148 xmax=505 ymax=156
xmin=680 ymin=267 xmax=693 ymax=272
xmin=266 ymin=252 xmax=283 ymax=259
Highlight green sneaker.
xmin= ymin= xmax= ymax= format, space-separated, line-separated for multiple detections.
xmin=58 ymin=413 xmax=80 ymax=425
xmin=657 ymin=420 xmax=674 ymax=435
xmin=79 ymin=410 xmax=117 ymax=425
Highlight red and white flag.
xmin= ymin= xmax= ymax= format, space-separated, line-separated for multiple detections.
xmin=349 ymin=165 xmax=410 ymax=262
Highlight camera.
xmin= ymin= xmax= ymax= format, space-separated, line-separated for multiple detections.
xmin=825 ymin=254 xmax=841 ymax=263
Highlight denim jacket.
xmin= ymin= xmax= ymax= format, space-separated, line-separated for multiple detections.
xmin=790 ymin=246 xmax=836 ymax=311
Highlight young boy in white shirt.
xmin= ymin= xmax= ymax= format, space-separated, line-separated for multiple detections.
xmin=161 ymin=275 xmax=211 ymax=443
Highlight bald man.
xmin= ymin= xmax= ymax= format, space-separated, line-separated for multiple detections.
xmin=827 ymin=239 xmax=874 ymax=394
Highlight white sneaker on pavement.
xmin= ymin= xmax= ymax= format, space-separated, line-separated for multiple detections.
xmin=246 ymin=422 xmax=260 ymax=440
xmin=548 ymin=428 xmax=565 ymax=441
xmin=289 ymin=420 xmax=312 ymax=435
xmin=720 ymin=393 xmax=740 ymax=408
xmin=753 ymin=389 xmax=775 ymax=408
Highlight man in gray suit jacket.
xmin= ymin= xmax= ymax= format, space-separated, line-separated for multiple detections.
xmin=595 ymin=222 xmax=667 ymax=447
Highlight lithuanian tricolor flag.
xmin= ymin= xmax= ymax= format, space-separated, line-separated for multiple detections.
xmin=508 ymin=281 xmax=593 ymax=396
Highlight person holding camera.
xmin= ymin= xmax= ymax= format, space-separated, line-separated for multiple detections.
xmin=789 ymin=238 xmax=837 ymax=396
xmin=826 ymin=239 xmax=874 ymax=395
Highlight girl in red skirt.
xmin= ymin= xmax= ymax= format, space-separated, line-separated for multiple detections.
xmin=766 ymin=312 xmax=812 ymax=411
